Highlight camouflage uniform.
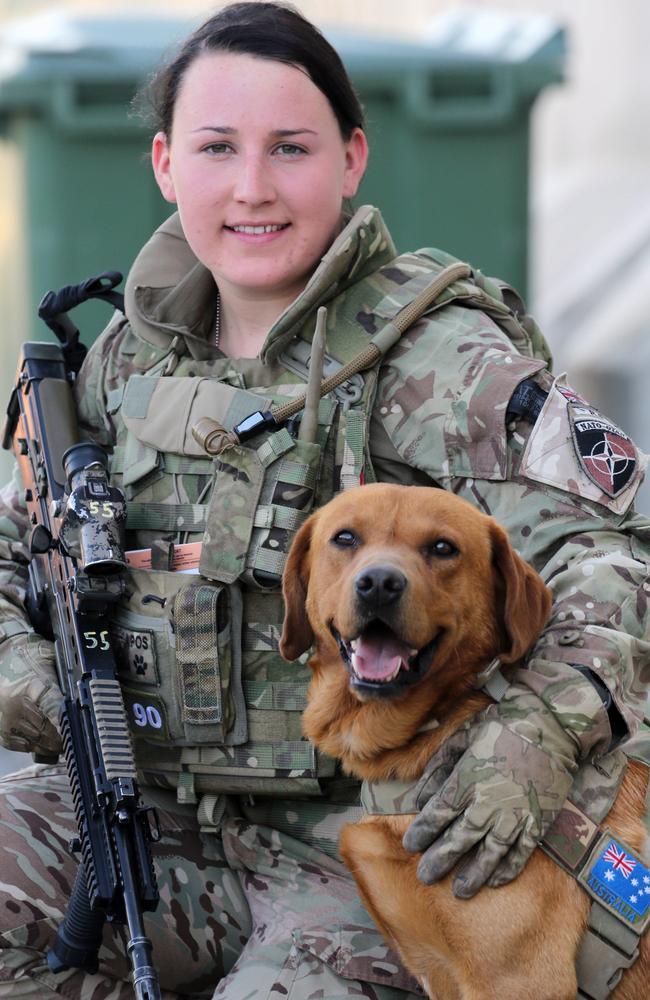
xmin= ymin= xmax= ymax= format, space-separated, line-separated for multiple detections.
xmin=0 ymin=205 xmax=648 ymax=997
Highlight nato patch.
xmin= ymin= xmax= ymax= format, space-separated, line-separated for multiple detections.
xmin=568 ymin=404 xmax=637 ymax=498
xmin=578 ymin=830 xmax=650 ymax=933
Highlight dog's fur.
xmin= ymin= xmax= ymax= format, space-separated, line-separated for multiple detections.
xmin=279 ymin=483 xmax=649 ymax=1000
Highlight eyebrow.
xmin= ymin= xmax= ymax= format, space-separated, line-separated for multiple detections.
xmin=191 ymin=126 xmax=318 ymax=136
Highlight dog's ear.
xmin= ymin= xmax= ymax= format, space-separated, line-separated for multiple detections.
xmin=490 ymin=521 xmax=552 ymax=663
xmin=279 ymin=514 xmax=316 ymax=662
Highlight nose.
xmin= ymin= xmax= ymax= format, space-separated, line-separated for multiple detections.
xmin=354 ymin=566 xmax=407 ymax=609
xmin=233 ymin=154 xmax=275 ymax=206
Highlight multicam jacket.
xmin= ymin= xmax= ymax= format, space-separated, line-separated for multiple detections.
xmin=0 ymin=204 xmax=649 ymax=810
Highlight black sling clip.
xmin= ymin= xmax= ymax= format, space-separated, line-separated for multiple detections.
xmin=37 ymin=271 xmax=125 ymax=375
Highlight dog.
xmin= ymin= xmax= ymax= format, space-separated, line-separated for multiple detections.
xmin=278 ymin=483 xmax=649 ymax=1000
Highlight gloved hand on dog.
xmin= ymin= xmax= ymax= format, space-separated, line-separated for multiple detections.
xmin=0 ymin=633 xmax=62 ymax=756
xmin=403 ymin=665 xmax=613 ymax=899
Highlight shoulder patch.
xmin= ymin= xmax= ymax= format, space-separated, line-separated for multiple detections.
xmin=521 ymin=377 xmax=646 ymax=514
xmin=569 ymin=406 xmax=637 ymax=498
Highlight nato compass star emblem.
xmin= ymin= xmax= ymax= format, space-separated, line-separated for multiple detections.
xmin=568 ymin=404 xmax=637 ymax=498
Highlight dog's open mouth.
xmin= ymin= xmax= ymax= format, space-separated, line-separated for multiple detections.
xmin=330 ymin=620 xmax=441 ymax=698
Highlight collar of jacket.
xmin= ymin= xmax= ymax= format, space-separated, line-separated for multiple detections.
xmin=124 ymin=205 xmax=397 ymax=363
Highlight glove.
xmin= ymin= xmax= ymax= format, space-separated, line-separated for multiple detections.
xmin=0 ymin=633 xmax=62 ymax=756
xmin=402 ymin=683 xmax=582 ymax=899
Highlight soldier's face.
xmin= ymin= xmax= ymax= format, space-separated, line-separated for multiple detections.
xmin=152 ymin=52 xmax=368 ymax=305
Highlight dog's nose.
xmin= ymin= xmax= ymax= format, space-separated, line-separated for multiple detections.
xmin=354 ymin=566 xmax=407 ymax=607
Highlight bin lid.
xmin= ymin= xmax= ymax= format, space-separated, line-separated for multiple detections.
xmin=336 ymin=9 xmax=565 ymax=129
xmin=423 ymin=7 xmax=565 ymax=92
xmin=0 ymin=9 xmax=190 ymax=108
xmin=0 ymin=7 xmax=565 ymax=128
xmin=0 ymin=5 xmax=566 ymax=82
xmin=425 ymin=7 xmax=564 ymax=63
xmin=333 ymin=9 xmax=565 ymax=111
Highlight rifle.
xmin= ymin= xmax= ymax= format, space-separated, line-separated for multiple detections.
xmin=2 ymin=325 xmax=162 ymax=997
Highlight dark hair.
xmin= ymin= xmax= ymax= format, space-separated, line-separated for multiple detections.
xmin=140 ymin=2 xmax=365 ymax=140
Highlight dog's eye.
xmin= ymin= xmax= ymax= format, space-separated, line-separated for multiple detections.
xmin=331 ymin=529 xmax=359 ymax=548
xmin=425 ymin=539 xmax=459 ymax=559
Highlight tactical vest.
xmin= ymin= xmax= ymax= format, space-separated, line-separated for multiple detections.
xmin=105 ymin=247 xmax=552 ymax=804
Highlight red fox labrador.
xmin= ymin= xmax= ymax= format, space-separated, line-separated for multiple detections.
xmin=279 ymin=483 xmax=649 ymax=1000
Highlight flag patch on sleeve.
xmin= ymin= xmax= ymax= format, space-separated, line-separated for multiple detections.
xmin=578 ymin=831 xmax=650 ymax=932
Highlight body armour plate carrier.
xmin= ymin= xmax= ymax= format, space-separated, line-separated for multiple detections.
xmin=105 ymin=247 xmax=551 ymax=802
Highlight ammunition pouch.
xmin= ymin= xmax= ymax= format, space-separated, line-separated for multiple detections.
xmin=112 ymin=572 xmax=338 ymax=796
xmin=112 ymin=567 xmax=246 ymax=747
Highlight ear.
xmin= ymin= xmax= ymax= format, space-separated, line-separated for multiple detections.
xmin=279 ymin=515 xmax=316 ymax=662
xmin=151 ymin=131 xmax=178 ymax=204
xmin=342 ymin=127 xmax=369 ymax=199
xmin=490 ymin=521 xmax=552 ymax=663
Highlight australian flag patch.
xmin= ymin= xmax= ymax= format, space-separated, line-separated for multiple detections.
xmin=578 ymin=830 xmax=650 ymax=932
xmin=567 ymin=403 xmax=637 ymax=498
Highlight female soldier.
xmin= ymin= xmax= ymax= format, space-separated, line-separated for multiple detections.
xmin=0 ymin=4 xmax=647 ymax=998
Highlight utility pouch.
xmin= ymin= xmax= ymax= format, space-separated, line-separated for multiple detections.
xmin=247 ymin=434 xmax=323 ymax=587
xmin=120 ymin=375 xmax=268 ymax=458
xmin=116 ymin=374 xmax=271 ymax=506
xmin=173 ymin=580 xmax=246 ymax=744
xmin=199 ymin=443 xmax=268 ymax=584
xmin=112 ymin=567 xmax=247 ymax=747
xmin=200 ymin=426 xmax=327 ymax=589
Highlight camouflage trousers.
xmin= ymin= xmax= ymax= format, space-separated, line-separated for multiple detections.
xmin=0 ymin=764 xmax=422 ymax=999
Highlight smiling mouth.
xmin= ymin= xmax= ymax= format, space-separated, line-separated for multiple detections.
xmin=329 ymin=620 xmax=441 ymax=699
xmin=225 ymin=223 xmax=290 ymax=234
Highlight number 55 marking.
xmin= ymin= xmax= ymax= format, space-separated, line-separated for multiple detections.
xmin=83 ymin=630 xmax=110 ymax=651
xmin=88 ymin=500 xmax=114 ymax=518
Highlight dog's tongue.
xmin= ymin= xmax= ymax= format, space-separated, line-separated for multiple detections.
xmin=351 ymin=630 xmax=411 ymax=681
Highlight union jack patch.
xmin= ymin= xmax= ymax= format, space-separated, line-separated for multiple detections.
xmin=578 ymin=830 xmax=650 ymax=933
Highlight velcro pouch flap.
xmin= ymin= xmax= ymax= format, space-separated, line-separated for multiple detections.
xmin=200 ymin=444 xmax=266 ymax=584
xmin=174 ymin=580 xmax=246 ymax=745
xmin=121 ymin=375 xmax=271 ymax=457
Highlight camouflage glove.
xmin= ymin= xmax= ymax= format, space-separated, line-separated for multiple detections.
xmin=403 ymin=657 xmax=616 ymax=898
xmin=0 ymin=633 xmax=62 ymax=756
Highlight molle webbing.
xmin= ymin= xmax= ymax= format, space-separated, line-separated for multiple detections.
xmin=108 ymin=446 xmax=214 ymax=479
xmin=243 ymin=680 xmax=306 ymax=712
xmin=126 ymin=502 xmax=208 ymax=533
xmin=253 ymin=505 xmax=308 ymax=532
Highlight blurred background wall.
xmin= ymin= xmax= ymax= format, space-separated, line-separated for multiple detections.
xmin=0 ymin=0 xmax=650 ymax=460
xmin=0 ymin=1 xmax=648 ymax=460
xmin=0 ymin=1 xmax=647 ymax=469
xmin=0 ymin=0 xmax=650 ymax=474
